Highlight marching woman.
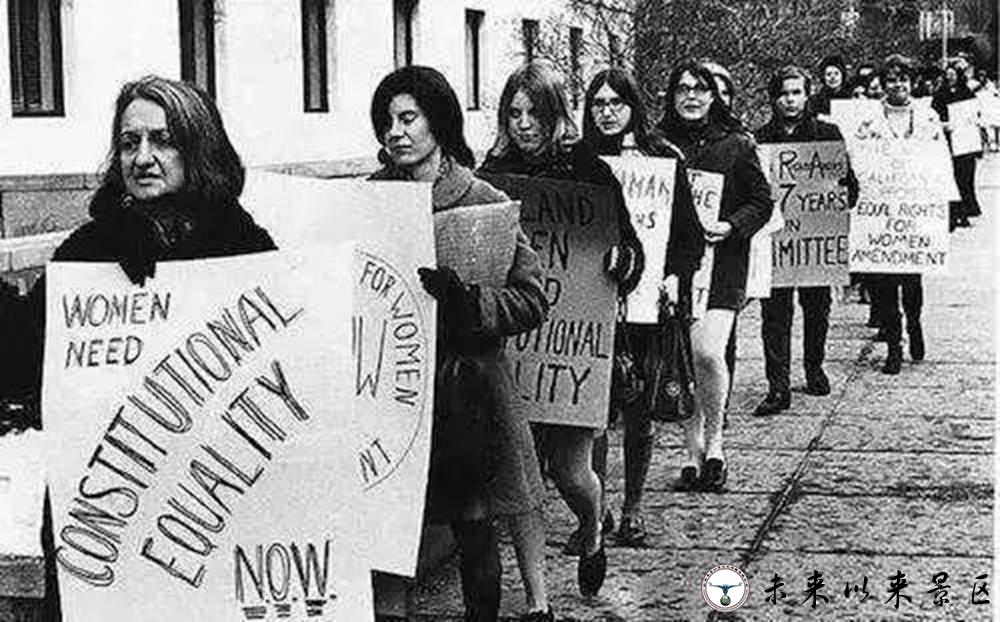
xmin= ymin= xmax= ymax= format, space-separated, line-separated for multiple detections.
xmin=581 ymin=67 xmax=704 ymax=547
xmin=809 ymin=55 xmax=852 ymax=117
xmin=2 ymin=75 xmax=277 ymax=621
xmin=931 ymin=60 xmax=982 ymax=229
xmin=654 ymin=60 xmax=773 ymax=491
xmin=479 ymin=60 xmax=643 ymax=597
xmin=369 ymin=65 xmax=552 ymax=622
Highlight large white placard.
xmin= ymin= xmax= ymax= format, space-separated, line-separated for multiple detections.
xmin=687 ymin=169 xmax=724 ymax=318
xmin=948 ymin=99 xmax=983 ymax=156
xmin=243 ymin=172 xmax=435 ymax=576
xmin=44 ymin=249 xmax=376 ymax=621
xmin=602 ymin=156 xmax=677 ymax=323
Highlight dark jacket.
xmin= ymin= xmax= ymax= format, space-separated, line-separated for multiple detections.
xmin=808 ymin=85 xmax=852 ymax=116
xmin=657 ymin=121 xmax=774 ymax=307
xmin=7 ymin=193 xmax=275 ymax=419
xmin=594 ymin=134 xmax=704 ymax=280
xmin=369 ymin=160 xmax=547 ymax=520
xmin=931 ymin=83 xmax=975 ymax=122
xmin=754 ymin=114 xmax=859 ymax=207
xmin=478 ymin=141 xmax=645 ymax=296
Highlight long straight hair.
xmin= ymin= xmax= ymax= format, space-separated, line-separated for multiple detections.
xmin=656 ymin=59 xmax=744 ymax=136
xmin=489 ymin=61 xmax=579 ymax=159
xmin=581 ymin=67 xmax=651 ymax=153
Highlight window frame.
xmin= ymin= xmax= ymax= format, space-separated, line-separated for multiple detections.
xmin=8 ymin=0 xmax=65 ymax=117
xmin=301 ymin=0 xmax=329 ymax=113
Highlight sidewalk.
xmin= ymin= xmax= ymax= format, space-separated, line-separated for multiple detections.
xmin=408 ymin=154 xmax=999 ymax=620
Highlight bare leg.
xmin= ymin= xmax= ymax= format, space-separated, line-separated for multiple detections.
xmin=549 ymin=427 xmax=602 ymax=555
xmin=690 ymin=309 xmax=737 ymax=461
xmin=504 ymin=508 xmax=549 ymax=614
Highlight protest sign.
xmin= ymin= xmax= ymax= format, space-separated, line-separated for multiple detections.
xmin=687 ymin=169 xmax=725 ymax=318
xmin=434 ymin=201 xmax=520 ymax=288
xmin=829 ymin=99 xmax=883 ymax=135
xmin=847 ymin=130 xmax=953 ymax=274
xmin=243 ymin=172 xmax=435 ymax=576
xmin=758 ymin=141 xmax=851 ymax=288
xmin=977 ymin=91 xmax=1000 ymax=128
xmin=948 ymin=99 xmax=983 ymax=156
xmin=43 ymin=248 xmax=376 ymax=621
xmin=478 ymin=174 xmax=618 ymax=429
xmin=602 ymin=156 xmax=677 ymax=323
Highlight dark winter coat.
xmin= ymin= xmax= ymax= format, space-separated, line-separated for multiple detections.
xmin=370 ymin=160 xmax=547 ymax=520
xmin=808 ymin=85 xmax=852 ymax=117
xmin=657 ymin=121 xmax=774 ymax=309
xmin=478 ymin=141 xmax=645 ymax=297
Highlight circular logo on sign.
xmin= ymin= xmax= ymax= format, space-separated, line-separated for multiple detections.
xmin=352 ymin=251 xmax=431 ymax=490
xmin=702 ymin=564 xmax=750 ymax=612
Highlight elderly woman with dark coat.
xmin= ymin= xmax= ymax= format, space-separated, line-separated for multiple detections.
xmin=368 ymin=65 xmax=552 ymax=622
xmin=0 ymin=74 xmax=275 ymax=622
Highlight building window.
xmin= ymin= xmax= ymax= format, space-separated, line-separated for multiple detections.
xmin=301 ymin=0 xmax=328 ymax=112
xmin=569 ymin=27 xmax=582 ymax=108
xmin=393 ymin=0 xmax=417 ymax=68
xmin=7 ymin=0 xmax=63 ymax=116
xmin=464 ymin=9 xmax=483 ymax=110
xmin=179 ymin=0 xmax=215 ymax=97
xmin=521 ymin=19 xmax=538 ymax=62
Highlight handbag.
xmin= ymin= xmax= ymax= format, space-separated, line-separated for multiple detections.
xmin=610 ymin=312 xmax=645 ymax=415
xmin=645 ymin=298 xmax=696 ymax=423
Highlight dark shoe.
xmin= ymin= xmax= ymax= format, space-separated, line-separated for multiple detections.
xmin=909 ymin=326 xmax=925 ymax=362
xmin=577 ymin=542 xmax=607 ymax=596
xmin=520 ymin=607 xmax=554 ymax=622
xmin=753 ymin=391 xmax=790 ymax=416
xmin=882 ymin=346 xmax=902 ymax=375
xmin=701 ymin=458 xmax=728 ymax=492
xmin=676 ymin=464 xmax=701 ymax=491
xmin=957 ymin=216 xmax=971 ymax=228
xmin=453 ymin=520 xmax=501 ymax=622
xmin=804 ymin=368 xmax=831 ymax=396
xmin=615 ymin=514 xmax=647 ymax=548
xmin=873 ymin=328 xmax=887 ymax=342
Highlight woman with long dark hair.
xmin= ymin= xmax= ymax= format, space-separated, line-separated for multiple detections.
xmin=369 ymin=65 xmax=552 ymax=622
xmin=479 ymin=60 xmax=644 ymax=598
xmin=581 ymin=67 xmax=703 ymax=546
xmin=931 ymin=60 xmax=982 ymax=229
xmin=654 ymin=60 xmax=773 ymax=491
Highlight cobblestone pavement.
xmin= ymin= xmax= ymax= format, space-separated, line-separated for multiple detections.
xmin=403 ymin=154 xmax=999 ymax=621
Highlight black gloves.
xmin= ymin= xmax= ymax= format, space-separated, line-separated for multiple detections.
xmin=417 ymin=267 xmax=481 ymax=332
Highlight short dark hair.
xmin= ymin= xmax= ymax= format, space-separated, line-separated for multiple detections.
xmin=489 ymin=61 xmax=579 ymax=159
xmin=93 ymin=75 xmax=245 ymax=215
xmin=880 ymin=54 xmax=916 ymax=82
xmin=581 ymin=67 xmax=651 ymax=151
xmin=656 ymin=59 xmax=743 ymax=135
xmin=767 ymin=65 xmax=812 ymax=101
xmin=370 ymin=65 xmax=475 ymax=168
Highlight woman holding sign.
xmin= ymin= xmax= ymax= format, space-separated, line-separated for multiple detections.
xmin=654 ymin=60 xmax=773 ymax=491
xmin=4 ymin=75 xmax=276 ymax=622
xmin=931 ymin=61 xmax=982 ymax=229
xmin=369 ymin=65 xmax=553 ymax=622
xmin=479 ymin=60 xmax=644 ymax=597
xmin=581 ymin=67 xmax=704 ymax=547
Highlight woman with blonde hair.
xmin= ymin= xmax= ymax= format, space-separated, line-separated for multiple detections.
xmin=479 ymin=61 xmax=644 ymax=597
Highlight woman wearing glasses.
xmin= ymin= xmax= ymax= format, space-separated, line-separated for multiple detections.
xmin=653 ymin=60 xmax=773 ymax=491
xmin=581 ymin=68 xmax=704 ymax=546
xmin=479 ymin=60 xmax=643 ymax=598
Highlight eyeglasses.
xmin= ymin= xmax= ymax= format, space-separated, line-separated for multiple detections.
xmin=675 ymin=84 xmax=712 ymax=98
xmin=591 ymin=97 xmax=627 ymax=112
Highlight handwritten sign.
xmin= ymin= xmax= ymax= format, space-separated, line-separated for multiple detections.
xmin=479 ymin=174 xmax=618 ymax=429
xmin=948 ymin=99 xmax=983 ymax=156
xmin=434 ymin=201 xmax=520 ymax=288
xmin=758 ymin=141 xmax=851 ymax=288
xmin=44 ymin=248 xmax=377 ymax=621
xmin=847 ymin=132 xmax=954 ymax=274
xmin=602 ymin=156 xmax=677 ymax=323
xmin=243 ymin=172 xmax=435 ymax=576
xmin=687 ymin=169 xmax=724 ymax=318
xmin=829 ymin=99 xmax=883 ymax=133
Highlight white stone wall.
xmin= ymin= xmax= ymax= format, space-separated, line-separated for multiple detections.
xmin=0 ymin=0 xmax=615 ymax=177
